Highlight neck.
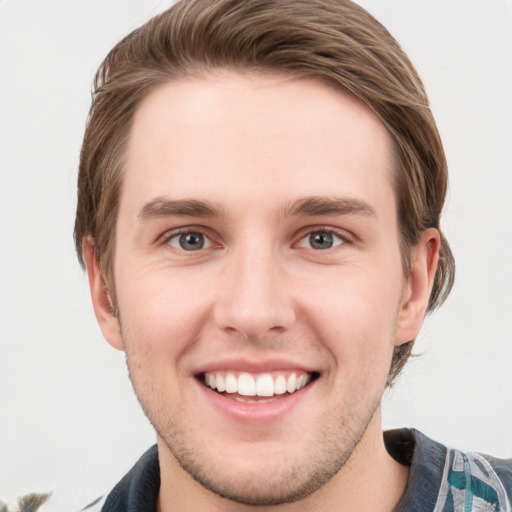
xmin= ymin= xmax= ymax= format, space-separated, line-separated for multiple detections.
xmin=157 ymin=411 xmax=409 ymax=512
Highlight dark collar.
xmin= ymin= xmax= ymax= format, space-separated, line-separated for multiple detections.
xmin=102 ymin=444 xmax=160 ymax=512
xmin=386 ymin=428 xmax=446 ymax=512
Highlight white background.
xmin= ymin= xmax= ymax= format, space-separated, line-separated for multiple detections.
xmin=1 ymin=1 xmax=511 ymax=510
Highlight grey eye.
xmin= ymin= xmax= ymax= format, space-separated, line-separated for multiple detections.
xmin=309 ymin=231 xmax=334 ymax=250
xmin=298 ymin=230 xmax=344 ymax=250
xmin=168 ymin=232 xmax=208 ymax=251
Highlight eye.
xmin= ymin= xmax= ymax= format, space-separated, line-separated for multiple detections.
xmin=298 ymin=230 xmax=345 ymax=250
xmin=167 ymin=231 xmax=212 ymax=251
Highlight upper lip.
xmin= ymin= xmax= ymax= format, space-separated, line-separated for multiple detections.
xmin=193 ymin=357 xmax=319 ymax=376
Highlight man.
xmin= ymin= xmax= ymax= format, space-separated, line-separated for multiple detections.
xmin=75 ymin=0 xmax=511 ymax=510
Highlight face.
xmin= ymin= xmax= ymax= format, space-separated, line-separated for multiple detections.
xmin=87 ymin=72 xmax=436 ymax=506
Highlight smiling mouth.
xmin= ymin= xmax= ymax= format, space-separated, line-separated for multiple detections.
xmin=200 ymin=370 xmax=319 ymax=403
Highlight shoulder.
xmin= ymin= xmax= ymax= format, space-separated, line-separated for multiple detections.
xmin=80 ymin=445 xmax=160 ymax=512
xmin=388 ymin=429 xmax=512 ymax=512
xmin=479 ymin=451 xmax=512 ymax=491
xmin=459 ymin=450 xmax=512 ymax=507
xmin=420 ymin=432 xmax=512 ymax=511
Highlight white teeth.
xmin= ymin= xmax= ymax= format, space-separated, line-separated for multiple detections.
xmin=216 ymin=374 xmax=226 ymax=392
xmin=225 ymin=373 xmax=238 ymax=393
xmin=256 ymin=374 xmax=274 ymax=397
xmin=238 ymin=373 xmax=256 ymax=396
xmin=286 ymin=373 xmax=297 ymax=393
xmin=274 ymin=375 xmax=287 ymax=395
xmin=204 ymin=371 xmax=313 ymax=397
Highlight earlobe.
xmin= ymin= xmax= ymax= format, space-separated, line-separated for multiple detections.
xmin=396 ymin=228 xmax=440 ymax=346
xmin=82 ymin=237 xmax=125 ymax=351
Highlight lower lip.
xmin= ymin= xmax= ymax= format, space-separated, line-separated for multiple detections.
xmin=195 ymin=378 xmax=315 ymax=425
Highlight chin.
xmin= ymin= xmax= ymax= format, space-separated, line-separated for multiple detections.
xmin=153 ymin=402 xmax=378 ymax=507
xmin=164 ymin=439 xmax=348 ymax=506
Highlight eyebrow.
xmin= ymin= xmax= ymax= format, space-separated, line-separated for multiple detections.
xmin=138 ymin=198 xmax=224 ymax=221
xmin=138 ymin=195 xmax=376 ymax=221
xmin=285 ymin=195 xmax=376 ymax=218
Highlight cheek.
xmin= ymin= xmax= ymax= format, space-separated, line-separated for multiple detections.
xmin=299 ymin=265 xmax=403 ymax=363
xmin=115 ymin=266 xmax=213 ymax=357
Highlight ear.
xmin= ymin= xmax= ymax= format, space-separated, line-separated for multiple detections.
xmin=82 ymin=237 xmax=125 ymax=351
xmin=396 ymin=228 xmax=440 ymax=345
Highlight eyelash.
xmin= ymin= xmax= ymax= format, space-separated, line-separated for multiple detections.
xmin=160 ymin=226 xmax=350 ymax=252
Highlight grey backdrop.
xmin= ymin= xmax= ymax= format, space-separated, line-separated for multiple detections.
xmin=1 ymin=1 xmax=511 ymax=510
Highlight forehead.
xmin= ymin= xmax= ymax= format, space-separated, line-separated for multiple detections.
xmin=122 ymin=72 xmax=394 ymax=217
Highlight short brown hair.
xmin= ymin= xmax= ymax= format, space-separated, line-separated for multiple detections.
xmin=74 ymin=0 xmax=455 ymax=383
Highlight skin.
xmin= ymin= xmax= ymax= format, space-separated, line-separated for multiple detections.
xmin=85 ymin=72 xmax=439 ymax=511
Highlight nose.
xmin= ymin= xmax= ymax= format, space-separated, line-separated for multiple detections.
xmin=213 ymin=244 xmax=296 ymax=341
